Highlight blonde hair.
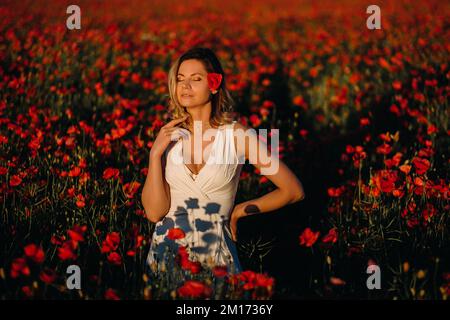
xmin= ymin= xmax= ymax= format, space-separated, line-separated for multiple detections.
xmin=167 ymin=47 xmax=235 ymax=130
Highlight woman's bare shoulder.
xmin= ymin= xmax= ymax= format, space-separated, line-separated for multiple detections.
xmin=232 ymin=122 xmax=257 ymax=160
xmin=233 ymin=122 xmax=254 ymax=133
xmin=232 ymin=122 xmax=258 ymax=140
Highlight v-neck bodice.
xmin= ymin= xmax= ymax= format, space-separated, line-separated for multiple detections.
xmin=164 ymin=121 xmax=243 ymax=201
xmin=181 ymin=125 xmax=221 ymax=181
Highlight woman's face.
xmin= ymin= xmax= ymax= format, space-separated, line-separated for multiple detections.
xmin=176 ymin=59 xmax=214 ymax=109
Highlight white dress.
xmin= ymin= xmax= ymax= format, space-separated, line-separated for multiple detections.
xmin=146 ymin=121 xmax=244 ymax=275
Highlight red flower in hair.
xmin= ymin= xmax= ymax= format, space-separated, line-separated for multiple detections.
xmin=207 ymin=73 xmax=222 ymax=91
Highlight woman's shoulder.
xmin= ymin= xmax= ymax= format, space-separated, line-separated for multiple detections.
xmin=230 ymin=122 xmax=256 ymax=138
xmin=219 ymin=121 xmax=256 ymax=141
xmin=232 ymin=121 xmax=247 ymax=130
xmin=228 ymin=121 xmax=257 ymax=161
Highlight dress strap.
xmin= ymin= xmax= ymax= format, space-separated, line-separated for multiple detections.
xmin=223 ymin=121 xmax=239 ymax=164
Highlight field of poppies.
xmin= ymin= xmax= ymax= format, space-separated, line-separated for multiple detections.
xmin=0 ymin=0 xmax=449 ymax=299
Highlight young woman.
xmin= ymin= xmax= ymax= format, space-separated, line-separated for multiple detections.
xmin=141 ymin=47 xmax=305 ymax=276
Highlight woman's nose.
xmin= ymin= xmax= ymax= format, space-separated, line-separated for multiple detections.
xmin=181 ymin=79 xmax=192 ymax=88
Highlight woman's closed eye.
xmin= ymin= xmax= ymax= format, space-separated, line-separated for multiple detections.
xmin=177 ymin=78 xmax=202 ymax=82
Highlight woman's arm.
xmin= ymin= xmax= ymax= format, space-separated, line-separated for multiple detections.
xmin=141 ymin=116 xmax=188 ymax=223
xmin=230 ymin=123 xmax=305 ymax=241
xmin=141 ymin=153 xmax=171 ymax=223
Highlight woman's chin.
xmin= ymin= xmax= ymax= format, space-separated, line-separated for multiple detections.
xmin=180 ymin=97 xmax=194 ymax=106
xmin=182 ymin=101 xmax=203 ymax=108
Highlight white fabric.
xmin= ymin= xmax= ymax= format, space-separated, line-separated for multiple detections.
xmin=146 ymin=121 xmax=244 ymax=274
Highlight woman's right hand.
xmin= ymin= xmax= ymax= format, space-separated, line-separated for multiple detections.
xmin=149 ymin=115 xmax=189 ymax=159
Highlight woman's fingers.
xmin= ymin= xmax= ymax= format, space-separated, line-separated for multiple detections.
xmin=177 ymin=128 xmax=191 ymax=137
xmin=165 ymin=127 xmax=190 ymax=141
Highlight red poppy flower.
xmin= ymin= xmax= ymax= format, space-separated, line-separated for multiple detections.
xmin=107 ymin=252 xmax=122 ymax=265
xmin=423 ymin=203 xmax=436 ymax=223
xmin=207 ymin=72 xmax=222 ymax=91
xmin=418 ymin=147 xmax=434 ymax=158
xmin=212 ymin=266 xmax=228 ymax=278
xmin=376 ymin=143 xmax=392 ymax=155
xmin=414 ymin=177 xmax=424 ymax=187
xmin=299 ymin=228 xmax=320 ymax=247
xmin=21 ymin=286 xmax=33 ymax=298
xmin=384 ymin=152 xmax=403 ymax=168
xmin=327 ymin=186 xmax=345 ymax=197
xmin=188 ymin=260 xmax=202 ymax=274
xmin=229 ymin=270 xmax=274 ymax=295
xmin=373 ymin=170 xmax=398 ymax=194
xmin=255 ymin=273 xmax=275 ymax=290
xmin=65 ymin=137 xmax=76 ymax=149
xmin=239 ymin=270 xmax=257 ymax=283
xmin=167 ymin=228 xmax=186 ymax=240
xmin=78 ymin=157 xmax=87 ymax=168
xmin=10 ymin=258 xmax=30 ymax=278
xmin=379 ymin=57 xmax=391 ymax=70
xmin=177 ymin=246 xmax=202 ymax=274
xmin=39 ymin=268 xmax=57 ymax=284
xmin=101 ymin=232 xmax=121 ymax=253
xmin=249 ymin=114 xmax=261 ymax=127
xmin=105 ymin=288 xmax=120 ymax=300
xmin=407 ymin=217 xmax=419 ymax=229
xmin=399 ymin=164 xmax=411 ymax=175
xmin=178 ymin=246 xmax=189 ymax=259
xmin=177 ymin=280 xmax=212 ymax=298
xmin=412 ymin=157 xmax=430 ymax=175
xmin=360 ymin=118 xmax=370 ymax=127
xmin=392 ymin=189 xmax=405 ymax=198
xmin=330 ymin=277 xmax=346 ymax=286
xmin=135 ymin=235 xmax=144 ymax=248
xmin=68 ymin=225 xmax=86 ymax=247
xmin=75 ymin=194 xmax=85 ymax=208
xmin=103 ymin=167 xmax=120 ymax=180
xmin=392 ymin=81 xmax=402 ymax=90
xmin=123 ymin=181 xmax=141 ymax=199
xmin=51 ymin=235 xmax=66 ymax=246
xmin=179 ymin=257 xmax=202 ymax=274
xmin=0 ymin=134 xmax=8 ymax=144
xmin=9 ymin=174 xmax=22 ymax=187
xmin=293 ymin=95 xmax=307 ymax=108
xmin=68 ymin=166 xmax=81 ymax=177
xmin=322 ymin=228 xmax=338 ymax=244
xmin=24 ymin=244 xmax=45 ymax=264
xmin=58 ymin=242 xmax=77 ymax=261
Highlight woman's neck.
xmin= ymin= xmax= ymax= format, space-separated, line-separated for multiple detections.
xmin=187 ymin=101 xmax=213 ymax=131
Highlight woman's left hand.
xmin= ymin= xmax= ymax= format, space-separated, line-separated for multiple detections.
xmin=229 ymin=203 xmax=248 ymax=242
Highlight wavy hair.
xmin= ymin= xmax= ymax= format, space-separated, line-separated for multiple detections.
xmin=167 ymin=47 xmax=235 ymax=129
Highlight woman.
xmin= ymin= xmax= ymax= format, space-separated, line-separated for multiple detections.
xmin=141 ymin=47 xmax=305 ymax=277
